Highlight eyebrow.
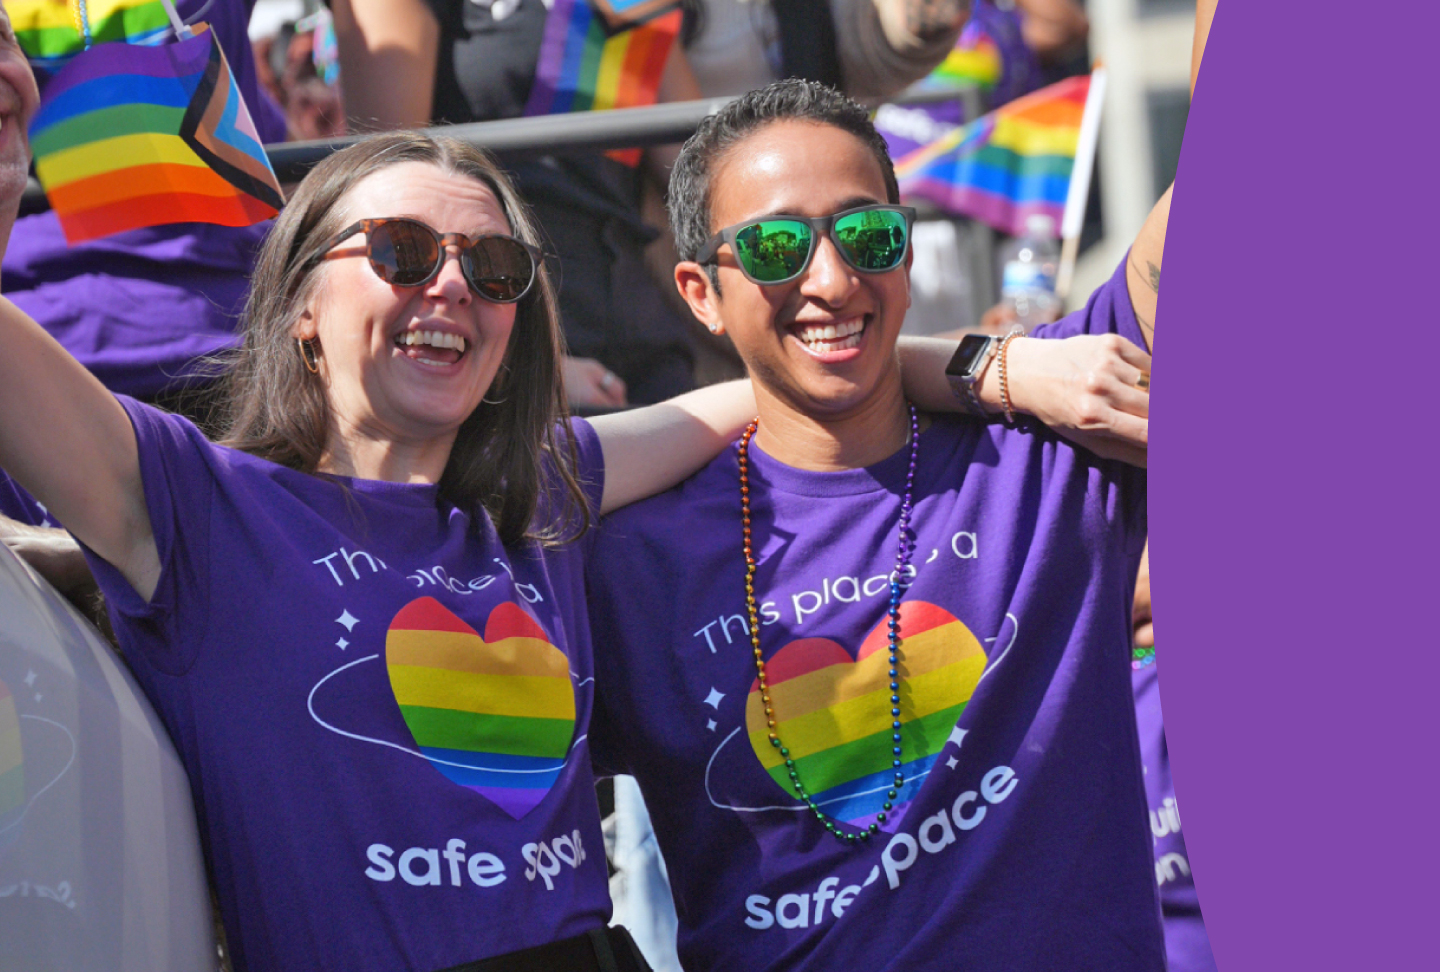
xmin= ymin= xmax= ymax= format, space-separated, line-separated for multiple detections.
xmin=747 ymin=196 xmax=884 ymax=220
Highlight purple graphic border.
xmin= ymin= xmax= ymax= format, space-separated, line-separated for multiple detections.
xmin=1156 ymin=1 xmax=1433 ymax=969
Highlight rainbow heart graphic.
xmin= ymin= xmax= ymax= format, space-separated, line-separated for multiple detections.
xmin=745 ymin=602 xmax=985 ymax=830
xmin=0 ymin=679 xmax=23 ymax=837
xmin=386 ymin=597 xmax=576 ymax=820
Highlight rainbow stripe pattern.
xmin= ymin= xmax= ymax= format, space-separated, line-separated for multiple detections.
xmin=386 ymin=597 xmax=576 ymax=820
xmin=28 ymin=22 xmax=283 ymax=244
xmin=746 ymin=602 xmax=986 ymax=831
xmin=894 ymin=73 xmax=1090 ymax=236
xmin=9 ymin=0 xmax=174 ymax=76
xmin=524 ymin=0 xmax=683 ymax=165
xmin=929 ymin=24 xmax=1002 ymax=90
xmin=0 ymin=680 xmax=24 ymax=835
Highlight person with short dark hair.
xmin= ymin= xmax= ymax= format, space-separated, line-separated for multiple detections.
xmin=588 ymin=79 xmax=1165 ymax=972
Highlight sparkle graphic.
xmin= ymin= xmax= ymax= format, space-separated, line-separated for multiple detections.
xmin=706 ymin=719 xmax=717 ymax=732
xmin=703 ymin=688 xmax=725 ymax=710
xmin=946 ymin=755 xmax=959 ymax=770
xmin=947 ymin=727 xmax=968 ymax=749
xmin=23 ymin=670 xmax=37 ymax=689
xmin=336 ymin=610 xmax=359 ymax=632
xmin=336 ymin=638 xmax=349 ymax=651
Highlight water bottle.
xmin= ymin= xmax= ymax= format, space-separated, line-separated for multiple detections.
xmin=999 ymin=214 xmax=1062 ymax=327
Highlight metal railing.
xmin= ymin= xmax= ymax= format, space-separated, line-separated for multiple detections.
xmin=19 ymin=87 xmax=983 ymax=211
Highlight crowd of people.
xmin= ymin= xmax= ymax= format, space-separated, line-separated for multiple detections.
xmin=0 ymin=0 xmax=1210 ymax=970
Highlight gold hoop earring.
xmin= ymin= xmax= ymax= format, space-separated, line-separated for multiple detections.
xmin=298 ymin=338 xmax=319 ymax=374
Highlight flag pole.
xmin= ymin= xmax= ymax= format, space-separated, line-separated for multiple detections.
xmin=159 ymin=0 xmax=193 ymax=38
xmin=1055 ymin=65 xmax=1107 ymax=301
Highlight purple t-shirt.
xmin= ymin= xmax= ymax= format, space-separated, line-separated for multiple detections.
xmin=588 ymin=261 xmax=1160 ymax=972
xmin=83 ymin=399 xmax=613 ymax=972
xmin=4 ymin=0 xmax=286 ymax=398
xmin=1134 ymin=663 xmax=1217 ymax=972
xmin=0 ymin=471 xmax=55 ymax=527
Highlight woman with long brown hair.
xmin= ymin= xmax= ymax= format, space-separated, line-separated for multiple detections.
xmin=0 ymin=130 xmax=762 ymax=972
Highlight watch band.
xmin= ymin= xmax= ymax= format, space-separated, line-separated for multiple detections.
xmin=945 ymin=334 xmax=1001 ymax=417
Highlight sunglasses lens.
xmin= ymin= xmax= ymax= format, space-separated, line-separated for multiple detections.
xmin=834 ymin=209 xmax=909 ymax=272
xmin=734 ymin=220 xmax=813 ymax=283
xmin=463 ymin=237 xmax=536 ymax=302
xmin=368 ymin=220 xmax=442 ymax=286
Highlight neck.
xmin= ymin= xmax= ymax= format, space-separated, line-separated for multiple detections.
xmin=751 ymin=371 xmax=910 ymax=472
xmin=316 ymin=419 xmax=456 ymax=485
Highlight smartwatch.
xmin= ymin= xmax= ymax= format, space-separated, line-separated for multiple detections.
xmin=945 ymin=334 xmax=1001 ymax=416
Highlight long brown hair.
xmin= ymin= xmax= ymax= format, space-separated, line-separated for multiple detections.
xmin=217 ymin=131 xmax=589 ymax=546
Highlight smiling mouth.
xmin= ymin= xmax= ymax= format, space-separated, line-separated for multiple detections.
xmin=395 ymin=329 xmax=468 ymax=368
xmin=791 ymin=317 xmax=865 ymax=355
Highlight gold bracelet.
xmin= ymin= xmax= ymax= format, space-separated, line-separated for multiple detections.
xmin=997 ymin=328 xmax=1025 ymax=425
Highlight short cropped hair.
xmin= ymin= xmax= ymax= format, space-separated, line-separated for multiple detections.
xmin=668 ymin=80 xmax=901 ymax=280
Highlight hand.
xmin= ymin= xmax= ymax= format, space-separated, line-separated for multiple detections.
xmin=563 ymin=356 xmax=628 ymax=410
xmin=0 ymin=516 xmax=97 ymax=601
xmin=1014 ymin=0 xmax=1089 ymax=63
xmin=1000 ymin=334 xmax=1150 ymax=467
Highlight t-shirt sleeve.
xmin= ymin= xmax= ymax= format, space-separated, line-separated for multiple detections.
xmin=1031 ymin=253 xmax=1148 ymax=349
xmin=569 ymin=416 xmax=606 ymax=518
xmin=80 ymin=396 xmax=216 ymax=674
xmin=1026 ymin=256 xmax=1148 ymax=546
xmin=0 ymin=471 xmax=56 ymax=527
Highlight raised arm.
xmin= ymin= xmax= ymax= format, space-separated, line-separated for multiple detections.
xmin=0 ymin=300 xmax=159 ymax=599
xmin=839 ymin=0 xmax=971 ymax=100
xmin=331 ymin=0 xmax=440 ymax=130
xmin=1126 ymin=184 xmax=1170 ymax=353
xmin=0 ymin=10 xmax=158 ymax=599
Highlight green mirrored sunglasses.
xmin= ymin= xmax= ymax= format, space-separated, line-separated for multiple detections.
xmin=695 ymin=204 xmax=917 ymax=285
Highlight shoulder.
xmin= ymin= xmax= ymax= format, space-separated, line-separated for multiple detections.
xmin=1031 ymin=256 xmax=1145 ymax=348
xmin=595 ymin=444 xmax=736 ymax=537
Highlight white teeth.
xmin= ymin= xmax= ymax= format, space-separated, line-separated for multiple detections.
xmin=797 ymin=318 xmax=864 ymax=347
xmin=398 ymin=329 xmax=466 ymax=354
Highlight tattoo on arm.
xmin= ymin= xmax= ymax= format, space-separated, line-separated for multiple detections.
xmin=1130 ymin=254 xmax=1161 ymax=295
xmin=1128 ymin=255 xmax=1158 ymax=343
xmin=905 ymin=0 xmax=968 ymax=40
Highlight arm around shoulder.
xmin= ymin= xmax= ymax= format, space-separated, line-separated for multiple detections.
xmin=331 ymin=0 xmax=440 ymax=130
xmin=588 ymin=380 xmax=757 ymax=515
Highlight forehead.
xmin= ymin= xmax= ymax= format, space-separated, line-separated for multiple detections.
xmin=338 ymin=161 xmax=512 ymax=235
xmin=709 ymin=120 xmax=889 ymax=226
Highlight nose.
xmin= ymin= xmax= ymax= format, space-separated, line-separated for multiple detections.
xmin=798 ymin=235 xmax=859 ymax=307
xmin=424 ymin=245 xmax=472 ymax=305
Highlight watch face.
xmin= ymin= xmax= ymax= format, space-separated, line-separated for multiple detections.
xmin=946 ymin=334 xmax=995 ymax=378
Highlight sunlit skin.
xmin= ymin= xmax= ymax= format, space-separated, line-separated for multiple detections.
xmin=0 ymin=5 xmax=42 ymax=231
xmin=676 ymin=121 xmax=913 ymax=471
xmin=296 ymin=162 xmax=518 ymax=484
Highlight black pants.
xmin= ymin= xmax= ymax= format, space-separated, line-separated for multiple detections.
xmin=441 ymin=926 xmax=653 ymax=972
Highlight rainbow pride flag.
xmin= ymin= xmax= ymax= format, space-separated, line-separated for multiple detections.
xmin=524 ymin=0 xmax=683 ymax=165
xmin=894 ymin=74 xmax=1091 ymax=236
xmin=929 ymin=23 xmax=1002 ymax=91
xmin=9 ymin=0 xmax=175 ymax=76
xmin=28 ymin=22 xmax=283 ymax=244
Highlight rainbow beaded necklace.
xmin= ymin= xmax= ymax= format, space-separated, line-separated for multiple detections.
xmin=738 ymin=402 xmax=921 ymax=845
